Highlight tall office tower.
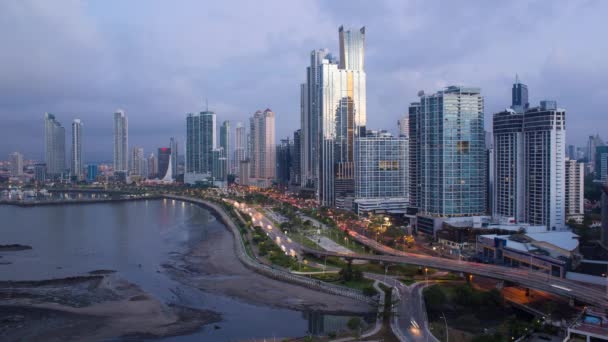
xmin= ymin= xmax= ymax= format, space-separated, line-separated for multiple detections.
xmin=158 ymin=148 xmax=171 ymax=179
xmin=301 ymin=48 xmax=330 ymax=189
xmin=485 ymin=131 xmax=494 ymax=216
xmin=511 ymin=75 xmax=529 ymax=113
xmin=70 ymin=119 xmax=83 ymax=180
xmin=292 ymin=129 xmax=302 ymax=186
xmin=44 ymin=113 xmax=66 ymax=178
xmin=602 ymin=186 xmax=608 ymax=246
xmin=185 ymin=111 xmax=216 ymax=182
xmin=249 ymin=109 xmax=276 ymax=179
xmin=318 ymin=26 xmax=366 ymax=207
xmin=130 ymin=147 xmax=145 ymax=176
xmin=276 ymin=138 xmax=292 ymax=186
xmin=353 ymin=130 xmax=408 ymax=214
xmin=86 ymin=164 xmax=98 ymax=183
xmin=493 ymin=109 xmax=525 ymax=222
xmin=567 ymin=144 xmax=576 ymax=160
xmin=239 ymin=160 xmax=250 ymax=186
xmin=587 ymin=134 xmax=605 ymax=173
xmin=113 ymin=110 xmax=128 ymax=173
xmin=34 ymin=163 xmax=46 ymax=183
xmin=596 ymin=146 xmax=608 ymax=183
xmin=169 ymin=137 xmax=178 ymax=179
xmin=408 ymin=102 xmax=421 ymax=211
xmin=398 ymin=115 xmax=409 ymax=138
xmin=523 ymin=100 xmax=566 ymax=230
xmin=417 ymin=86 xmax=486 ymax=217
xmin=565 ymin=158 xmax=584 ymax=223
xmin=338 ymin=26 xmax=365 ymax=71
xmin=234 ymin=122 xmax=246 ymax=174
xmin=9 ymin=152 xmax=23 ymax=177
xmin=147 ymin=153 xmax=158 ymax=179
xmin=220 ymin=121 xmax=231 ymax=175
xmin=212 ymin=147 xmax=226 ymax=181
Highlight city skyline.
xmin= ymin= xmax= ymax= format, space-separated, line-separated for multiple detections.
xmin=1 ymin=1 xmax=607 ymax=161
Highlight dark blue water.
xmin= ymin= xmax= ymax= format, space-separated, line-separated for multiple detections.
xmin=0 ymin=199 xmax=364 ymax=341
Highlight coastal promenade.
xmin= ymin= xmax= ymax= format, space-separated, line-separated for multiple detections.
xmin=0 ymin=195 xmax=160 ymax=207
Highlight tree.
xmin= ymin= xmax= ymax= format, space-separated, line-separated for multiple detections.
xmin=347 ymin=317 xmax=361 ymax=330
xmin=424 ymin=285 xmax=447 ymax=311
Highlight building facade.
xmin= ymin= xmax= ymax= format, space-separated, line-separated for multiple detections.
xmin=565 ymin=158 xmax=584 ymax=223
xmin=147 ymin=153 xmax=158 ymax=179
xmin=130 ymin=147 xmax=145 ymax=176
xmin=170 ymin=137 xmax=178 ymax=179
xmin=249 ymin=109 xmax=275 ymax=180
xmin=353 ymin=130 xmax=408 ymax=214
xmin=86 ymin=164 xmax=98 ymax=183
xmin=234 ymin=121 xmax=246 ymax=174
xmin=158 ymin=147 xmax=171 ymax=180
xmin=44 ymin=113 xmax=66 ymax=178
xmin=318 ymin=26 xmax=366 ymax=208
xmin=113 ymin=110 xmax=128 ymax=174
xmin=71 ymin=119 xmax=83 ymax=180
xmin=276 ymin=138 xmax=292 ymax=186
xmin=219 ymin=121 xmax=231 ymax=175
xmin=416 ymin=86 xmax=486 ymax=217
xmin=595 ymin=145 xmax=608 ymax=183
xmin=185 ymin=111 xmax=216 ymax=182
xmin=408 ymin=102 xmax=421 ymax=211
xmin=9 ymin=152 xmax=23 ymax=177
xmin=523 ymin=101 xmax=566 ymax=230
xmin=292 ymin=129 xmax=302 ymax=186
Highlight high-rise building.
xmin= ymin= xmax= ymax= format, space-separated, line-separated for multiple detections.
xmin=565 ymin=158 xmax=584 ymax=223
xmin=9 ymin=152 xmax=23 ymax=177
xmin=353 ymin=130 xmax=408 ymax=214
xmin=71 ymin=119 xmax=83 ymax=180
xmin=234 ymin=121 xmax=246 ymax=174
xmin=523 ymin=100 xmax=566 ymax=230
xmin=239 ymin=160 xmax=250 ymax=186
xmin=34 ymin=163 xmax=46 ymax=183
xmin=602 ymin=186 xmax=608 ymax=246
xmin=589 ymin=134 xmax=606 ymax=174
xmin=147 ymin=153 xmax=158 ymax=179
xmin=44 ymin=113 xmax=66 ymax=178
xmin=398 ymin=115 xmax=409 ymax=138
xmin=249 ymin=109 xmax=276 ymax=180
xmin=86 ymin=164 xmax=98 ymax=183
xmin=493 ymin=109 xmax=525 ymax=222
xmin=292 ymin=129 xmax=302 ymax=186
xmin=212 ymin=147 xmax=227 ymax=181
xmin=301 ymin=49 xmax=331 ymax=189
xmin=511 ymin=75 xmax=529 ymax=114
xmin=113 ymin=109 xmax=128 ymax=173
xmin=408 ymin=102 xmax=421 ymax=212
xmin=276 ymin=138 xmax=292 ymax=186
xmin=170 ymin=137 xmax=178 ymax=179
xmin=185 ymin=111 xmax=216 ymax=183
xmin=416 ymin=86 xmax=486 ymax=217
xmin=220 ymin=121 xmax=231 ymax=175
xmin=158 ymin=147 xmax=171 ymax=179
xmin=130 ymin=147 xmax=145 ymax=176
xmin=596 ymin=145 xmax=608 ymax=183
xmin=567 ymin=144 xmax=576 ymax=160
xmin=318 ymin=26 xmax=366 ymax=207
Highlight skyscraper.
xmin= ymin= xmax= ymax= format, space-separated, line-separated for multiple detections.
xmin=524 ymin=101 xmax=566 ymax=230
xmin=147 ymin=153 xmax=158 ymax=179
xmin=276 ymin=138 xmax=292 ymax=186
xmin=86 ymin=164 xmax=98 ymax=183
xmin=249 ymin=109 xmax=276 ymax=180
xmin=170 ymin=137 xmax=178 ymax=179
xmin=212 ymin=147 xmax=227 ymax=181
xmin=318 ymin=26 xmax=366 ymax=207
xmin=398 ymin=115 xmax=409 ymax=138
xmin=44 ymin=113 xmax=66 ymax=178
xmin=220 ymin=121 xmax=231 ymax=174
xmin=416 ymin=86 xmax=486 ymax=217
xmin=353 ymin=130 xmax=408 ymax=214
xmin=301 ymin=48 xmax=330 ymax=189
xmin=130 ymin=147 xmax=145 ymax=176
xmin=234 ymin=121 xmax=246 ymax=174
xmin=493 ymin=108 xmax=525 ymax=222
xmin=158 ymin=147 xmax=171 ymax=179
xmin=292 ymin=129 xmax=302 ymax=186
xmin=185 ymin=111 xmax=216 ymax=183
xmin=565 ymin=158 xmax=584 ymax=223
xmin=9 ymin=152 xmax=23 ymax=177
xmin=408 ymin=102 xmax=421 ymax=212
xmin=71 ymin=119 xmax=83 ymax=180
xmin=588 ymin=134 xmax=605 ymax=173
xmin=596 ymin=145 xmax=608 ymax=183
xmin=511 ymin=75 xmax=529 ymax=113
xmin=113 ymin=110 xmax=128 ymax=174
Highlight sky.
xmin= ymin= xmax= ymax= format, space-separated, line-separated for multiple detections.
xmin=1 ymin=0 xmax=606 ymax=162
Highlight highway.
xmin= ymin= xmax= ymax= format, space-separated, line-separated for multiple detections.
xmin=230 ymin=199 xmax=608 ymax=309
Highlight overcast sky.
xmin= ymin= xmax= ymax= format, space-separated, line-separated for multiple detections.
xmin=1 ymin=0 xmax=606 ymax=162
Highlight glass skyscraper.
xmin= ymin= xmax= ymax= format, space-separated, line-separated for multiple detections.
xmin=44 ymin=112 xmax=66 ymax=178
xmin=511 ymin=75 xmax=529 ymax=113
xmin=185 ymin=111 xmax=216 ymax=183
xmin=416 ymin=86 xmax=486 ymax=216
xmin=71 ymin=119 xmax=83 ymax=180
xmin=113 ymin=109 xmax=128 ymax=173
xmin=319 ymin=26 xmax=366 ymax=208
xmin=219 ymin=121 xmax=231 ymax=174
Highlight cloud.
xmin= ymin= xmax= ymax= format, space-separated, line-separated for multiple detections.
xmin=0 ymin=0 xmax=606 ymax=161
